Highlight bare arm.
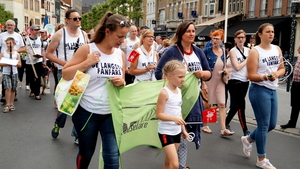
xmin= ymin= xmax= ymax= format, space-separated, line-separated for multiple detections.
xmin=230 ymin=49 xmax=247 ymax=71
xmin=45 ymin=29 xmax=67 ymax=66
xmin=156 ymin=90 xmax=186 ymax=125
xmin=16 ymin=53 xmax=21 ymax=67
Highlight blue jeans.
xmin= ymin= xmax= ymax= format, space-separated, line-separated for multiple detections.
xmin=248 ymin=84 xmax=278 ymax=158
xmin=72 ymin=105 xmax=119 ymax=169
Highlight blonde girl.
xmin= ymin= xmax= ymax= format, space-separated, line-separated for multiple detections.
xmin=156 ymin=60 xmax=189 ymax=169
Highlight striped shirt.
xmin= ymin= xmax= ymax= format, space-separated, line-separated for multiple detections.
xmin=293 ymin=56 xmax=300 ymax=82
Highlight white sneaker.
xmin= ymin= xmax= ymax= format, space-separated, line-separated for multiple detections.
xmin=241 ymin=136 xmax=252 ymax=156
xmin=25 ymin=85 xmax=30 ymax=91
xmin=18 ymin=82 xmax=22 ymax=88
xmin=256 ymin=158 xmax=276 ymax=169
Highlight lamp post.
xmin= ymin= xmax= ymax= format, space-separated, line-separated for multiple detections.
xmin=286 ymin=1 xmax=299 ymax=92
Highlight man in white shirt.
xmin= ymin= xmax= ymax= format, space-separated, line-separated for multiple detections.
xmin=0 ymin=19 xmax=26 ymax=102
xmin=46 ymin=9 xmax=88 ymax=143
xmin=121 ymin=25 xmax=140 ymax=84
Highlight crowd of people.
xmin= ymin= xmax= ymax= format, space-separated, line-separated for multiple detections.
xmin=1 ymin=9 xmax=300 ymax=169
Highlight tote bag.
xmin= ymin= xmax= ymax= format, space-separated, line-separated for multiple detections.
xmin=55 ymin=70 xmax=90 ymax=116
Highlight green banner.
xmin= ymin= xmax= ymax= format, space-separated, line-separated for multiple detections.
xmin=100 ymin=72 xmax=199 ymax=168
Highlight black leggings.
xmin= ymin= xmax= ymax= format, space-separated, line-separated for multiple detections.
xmin=225 ymin=79 xmax=249 ymax=132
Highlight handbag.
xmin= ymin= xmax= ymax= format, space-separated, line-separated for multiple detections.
xmin=221 ymin=48 xmax=229 ymax=84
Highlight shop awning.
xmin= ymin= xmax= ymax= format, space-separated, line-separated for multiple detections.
xmin=195 ymin=13 xmax=241 ymax=27
xmin=227 ymin=17 xmax=292 ymax=37
xmin=196 ymin=25 xmax=219 ymax=36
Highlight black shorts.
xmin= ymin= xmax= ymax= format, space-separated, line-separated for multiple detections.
xmin=158 ymin=133 xmax=181 ymax=147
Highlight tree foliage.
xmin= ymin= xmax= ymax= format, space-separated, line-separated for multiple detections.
xmin=81 ymin=0 xmax=143 ymax=31
xmin=0 ymin=4 xmax=14 ymax=27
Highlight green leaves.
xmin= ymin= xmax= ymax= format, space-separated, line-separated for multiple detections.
xmin=81 ymin=0 xmax=143 ymax=31
xmin=0 ymin=4 xmax=14 ymax=27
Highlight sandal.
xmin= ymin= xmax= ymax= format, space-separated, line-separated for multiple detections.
xmin=202 ymin=126 xmax=212 ymax=134
xmin=3 ymin=105 xmax=9 ymax=113
xmin=35 ymin=96 xmax=41 ymax=100
xmin=9 ymin=105 xmax=15 ymax=111
xmin=41 ymin=91 xmax=46 ymax=95
xmin=29 ymin=93 xmax=35 ymax=97
xmin=186 ymin=166 xmax=190 ymax=169
xmin=220 ymin=129 xmax=234 ymax=136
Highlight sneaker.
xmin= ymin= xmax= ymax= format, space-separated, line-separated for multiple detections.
xmin=226 ymin=125 xmax=235 ymax=133
xmin=74 ymin=137 xmax=79 ymax=145
xmin=51 ymin=124 xmax=60 ymax=139
xmin=241 ymin=136 xmax=252 ymax=157
xmin=19 ymin=82 xmax=22 ymax=88
xmin=256 ymin=158 xmax=276 ymax=169
xmin=25 ymin=85 xmax=30 ymax=91
xmin=244 ymin=130 xmax=251 ymax=136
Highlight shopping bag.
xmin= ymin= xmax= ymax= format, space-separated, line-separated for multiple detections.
xmin=55 ymin=70 xmax=91 ymax=116
xmin=202 ymin=107 xmax=217 ymax=123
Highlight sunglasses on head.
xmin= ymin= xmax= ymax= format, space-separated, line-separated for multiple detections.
xmin=69 ymin=17 xmax=82 ymax=21
xmin=119 ymin=21 xmax=130 ymax=27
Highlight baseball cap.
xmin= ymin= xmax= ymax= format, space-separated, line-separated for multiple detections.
xmin=39 ymin=29 xmax=47 ymax=33
xmin=30 ymin=25 xmax=40 ymax=30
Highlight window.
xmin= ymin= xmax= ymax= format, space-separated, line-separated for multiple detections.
xmin=30 ymin=0 xmax=33 ymax=10
xmin=35 ymin=0 xmax=39 ymax=12
xmin=273 ymin=0 xmax=282 ymax=15
xmin=159 ymin=9 xmax=165 ymax=25
xmin=25 ymin=16 xmax=29 ymax=30
xmin=248 ymin=0 xmax=255 ymax=18
xmin=24 ymin=0 xmax=28 ymax=9
xmin=204 ymin=0 xmax=215 ymax=17
xmin=169 ymin=4 xmax=173 ymax=20
xmin=35 ymin=18 xmax=40 ymax=25
xmin=260 ymin=0 xmax=268 ymax=17
xmin=41 ymin=0 xmax=44 ymax=9
xmin=173 ymin=3 xmax=177 ymax=20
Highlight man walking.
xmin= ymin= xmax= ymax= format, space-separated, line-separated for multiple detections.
xmin=46 ymin=9 xmax=88 ymax=144
xmin=121 ymin=25 xmax=140 ymax=84
xmin=25 ymin=25 xmax=45 ymax=100
xmin=0 ymin=20 xmax=26 ymax=102
xmin=281 ymin=45 xmax=300 ymax=129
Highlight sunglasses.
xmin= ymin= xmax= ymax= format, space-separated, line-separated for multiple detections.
xmin=69 ymin=17 xmax=82 ymax=21
xmin=119 ymin=21 xmax=130 ymax=27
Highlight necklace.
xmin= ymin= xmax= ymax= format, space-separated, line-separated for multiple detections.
xmin=183 ymin=46 xmax=193 ymax=55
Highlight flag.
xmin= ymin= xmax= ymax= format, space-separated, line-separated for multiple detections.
xmin=99 ymin=73 xmax=200 ymax=168
xmin=127 ymin=50 xmax=140 ymax=63
xmin=202 ymin=108 xmax=217 ymax=123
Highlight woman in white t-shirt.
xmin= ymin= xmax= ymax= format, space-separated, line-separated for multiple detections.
xmin=241 ymin=23 xmax=285 ymax=169
xmin=130 ymin=29 xmax=159 ymax=82
xmin=62 ymin=12 xmax=129 ymax=169
xmin=225 ymin=30 xmax=250 ymax=136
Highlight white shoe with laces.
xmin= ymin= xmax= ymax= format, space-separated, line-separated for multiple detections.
xmin=256 ymin=158 xmax=276 ymax=169
xmin=241 ymin=136 xmax=252 ymax=157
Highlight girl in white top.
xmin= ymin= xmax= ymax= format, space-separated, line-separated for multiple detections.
xmin=156 ymin=60 xmax=188 ymax=169
xmin=0 ymin=37 xmax=21 ymax=113
xmin=62 ymin=12 xmax=129 ymax=169
xmin=130 ymin=29 xmax=159 ymax=82
xmin=241 ymin=23 xmax=285 ymax=169
xmin=225 ymin=30 xmax=251 ymax=136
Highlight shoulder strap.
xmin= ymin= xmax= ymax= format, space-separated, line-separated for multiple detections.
xmin=63 ymin=28 xmax=67 ymax=61
xmin=176 ymin=45 xmax=190 ymax=72
xmin=236 ymin=47 xmax=247 ymax=60
xmin=81 ymin=29 xmax=87 ymax=44
xmin=222 ymin=48 xmax=227 ymax=69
